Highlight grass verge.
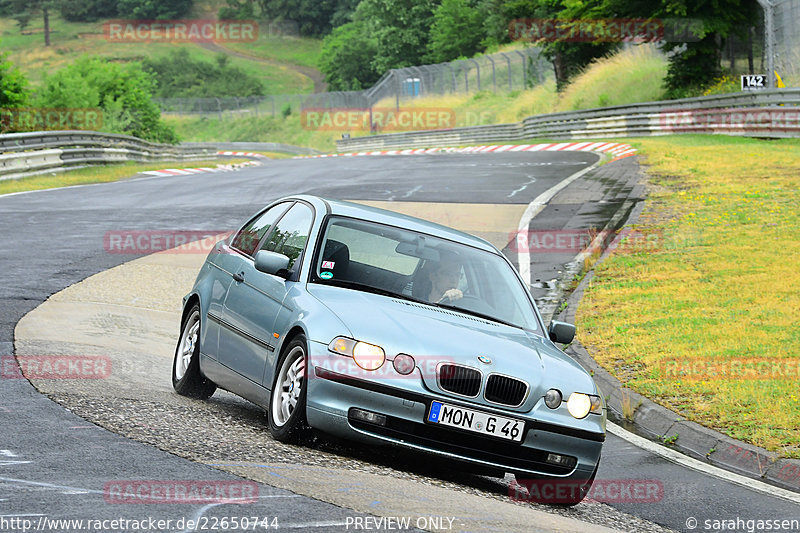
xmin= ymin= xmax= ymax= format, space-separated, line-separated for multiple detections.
xmin=576 ymin=135 xmax=800 ymax=458
xmin=0 ymin=159 xmax=248 ymax=195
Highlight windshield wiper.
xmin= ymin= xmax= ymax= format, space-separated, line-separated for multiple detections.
xmin=431 ymin=301 xmax=519 ymax=329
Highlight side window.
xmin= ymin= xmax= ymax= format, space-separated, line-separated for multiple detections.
xmin=230 ymin=203 xmax=290 ymax=256
xmin=260 ymin=203 xmax=313 ymax=270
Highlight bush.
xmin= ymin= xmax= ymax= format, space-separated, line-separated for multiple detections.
xmin=143 ymin=49 xmax=264 ymax=98
xmin=36 ymin=56 xmax=177 ymax=143
xmin=0 ymin=51 xmax=28 ymax=109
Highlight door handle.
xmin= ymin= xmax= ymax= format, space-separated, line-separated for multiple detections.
xmin=232 ymin=271 xmax=245 ymax=282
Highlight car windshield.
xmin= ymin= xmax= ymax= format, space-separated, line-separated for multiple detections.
xmin=311 ymin=216 xmax=540 ymax=332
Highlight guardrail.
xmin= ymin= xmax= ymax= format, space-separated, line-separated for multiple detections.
xmin=183 ymin=142 xmax=321 ymax=155
xmin=336 ymin=89 xmax=800 ymax=151
xmin=0 ymin=130 xmax=217 ymax=181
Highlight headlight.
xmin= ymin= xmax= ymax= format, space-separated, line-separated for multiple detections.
xmin=567 ymin=392 xmax=602 ymax=419
xmin=328 ymin=336 xmax=385 ymax=371
xmin=544 ymin=388 xmax=562 ymax=409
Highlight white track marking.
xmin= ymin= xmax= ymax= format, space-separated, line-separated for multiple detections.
xmin=516 ymin=158 xmax=602 ymax=286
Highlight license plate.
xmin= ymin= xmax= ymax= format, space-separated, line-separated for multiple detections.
xmin=427 ymin=401 xmax=524 ymax=442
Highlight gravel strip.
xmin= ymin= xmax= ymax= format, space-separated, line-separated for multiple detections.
xmin=46 ymin=391 xmax=675 ymax=533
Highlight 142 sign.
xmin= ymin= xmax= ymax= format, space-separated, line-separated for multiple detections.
xmin=741 ymin=75 xmax=767 ymax=90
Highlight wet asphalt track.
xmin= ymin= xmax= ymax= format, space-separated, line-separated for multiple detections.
xmin=1 ymin=153 xmax=798 ymax=532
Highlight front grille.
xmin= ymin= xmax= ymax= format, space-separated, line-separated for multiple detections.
xmin=485 ymin=374 xmax=529 ymax=406
xmin=438 ymin=364 xmax=481 ymax=397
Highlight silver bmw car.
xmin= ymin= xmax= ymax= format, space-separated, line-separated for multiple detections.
xmin=172 ymin=195 xmax=605 ymax=504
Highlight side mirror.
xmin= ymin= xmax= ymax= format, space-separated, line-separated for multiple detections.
xmin=254 ymin=250 xmax=290 ymax=277
xmin=548 ymin=320 xmax=576 ymax=344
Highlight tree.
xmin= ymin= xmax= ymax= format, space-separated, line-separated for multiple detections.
xmin=59 ymin=0 xmax=119 ymax=22
xmin=502 ymin=0 xmax=617 ymax=90
xmin=37 ymin=57 xmax=178 ymax=143
xmin=256 ymin=0 xmax=356 ymax=37
xmin=426 ymin=0 xmax=485 ymax=63
xmin=354 ymin=0 xmax=439 ymax=72
xmin=115 ymin=0 xmax=194 ymax=20
xmin=2 ymin=0 xmax=57 ymax=46
xmin=319 ymin=21 xmax=381 ymax=90
xmin=218 ymin=0 xmax=257 ymax=19
xmin=655 ymin=0 xmax=758 ymax=96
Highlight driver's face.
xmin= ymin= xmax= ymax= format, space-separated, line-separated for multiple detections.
xmin=433 ymin=263 xmax=461 ymax=285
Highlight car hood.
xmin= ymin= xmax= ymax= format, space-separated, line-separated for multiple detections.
xmin=307 ymin=284 xmax=595 ymax=402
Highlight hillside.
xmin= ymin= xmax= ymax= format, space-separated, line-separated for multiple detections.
xmin=0 ymin=11 xmax=323 ymax=94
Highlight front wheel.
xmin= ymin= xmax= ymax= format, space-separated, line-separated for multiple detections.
xmin=172 ymin=303 xmax=216 ymax=399
xmin=267 ymin=334 xmax=309 ymax=442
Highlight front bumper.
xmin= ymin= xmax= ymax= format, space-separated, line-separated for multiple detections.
xmin=306 ymin=347 xmax=604 ymax=479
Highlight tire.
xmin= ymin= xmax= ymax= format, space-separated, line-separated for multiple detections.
xmin=172 ymin=303 xmax=217 ymax=399
xmin=267 ymin=334 xmax=309 ymax=443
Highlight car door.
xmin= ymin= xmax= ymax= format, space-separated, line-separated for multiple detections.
xmin=207 ymin=202 xmax=291 ymax=362
xmin=219 ymin=201 xmax=314 ymax=385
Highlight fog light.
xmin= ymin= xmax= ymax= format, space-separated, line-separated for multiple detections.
xmin=546 ymin=453 xmax=576 ymax=468
xmin=393 ymin=354 xmax=416 ymax=375
xmin=350 ymin=408 xmax=387 ymax=426
xmin=544 ymin=388 xmax=562 ymax=409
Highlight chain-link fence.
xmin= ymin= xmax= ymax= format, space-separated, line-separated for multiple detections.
xmin=156 ymin=47 xmax=550 ymax=118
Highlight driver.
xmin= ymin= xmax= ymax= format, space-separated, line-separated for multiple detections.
xmin=429 ymin=255 xmax=463 ymax=303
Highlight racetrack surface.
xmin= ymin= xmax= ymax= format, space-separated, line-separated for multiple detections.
xmin=2 ymin=153 xmax=798 ymax=532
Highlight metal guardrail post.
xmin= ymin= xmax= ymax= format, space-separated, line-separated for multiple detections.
xmin=469 ymin=59 xmax=481 ymax=92
xmin=514 ymin=50 xmax=527 ymax=89
xmin=487 ymin=55 xmax=497 ymax=93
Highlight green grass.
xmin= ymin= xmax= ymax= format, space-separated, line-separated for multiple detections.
xmin=224 ymin=35 xmax=323 ymax=69
xmin=577 ymin=135 xmax=800 ymax=457
xmin=0 ymin=159 xmax=247 ymax=195
xmin=164 ymin=113 xmax=339 ymax=153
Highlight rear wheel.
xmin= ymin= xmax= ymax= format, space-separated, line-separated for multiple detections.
xmin=172 ymin=304 xmax=216 ymax=399
xmin=267 ymin=334 xmax=309 ymax=442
